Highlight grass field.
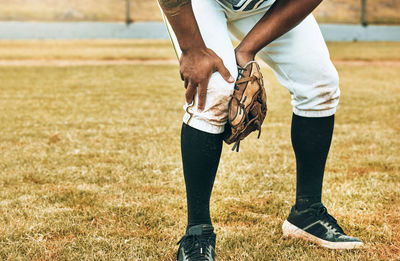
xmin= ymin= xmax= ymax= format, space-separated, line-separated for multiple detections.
xmin=0 ymin=40 xmax=176 ymax=61
xmin=1 ymin=40 xmax=400 ymax=62
xmin=0 ymin=41 xmax=399 ymax=260
xmin=0 ymin=0 xmax=400 ymax=24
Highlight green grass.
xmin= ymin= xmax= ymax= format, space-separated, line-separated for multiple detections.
xmin=0 ymin=0 xmax=399 ymax=24
xmin=0 ymin=41 xmax=399 ymax=260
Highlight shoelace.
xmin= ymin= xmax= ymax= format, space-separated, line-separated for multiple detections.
xmin=317 ymin=206 xmax=345 ymax=234
xmin=177 ymin=234 xmax=213 ymax=260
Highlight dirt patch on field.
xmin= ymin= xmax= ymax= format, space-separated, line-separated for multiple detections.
xmin=0 ymin=59 xmax=400 ymax=67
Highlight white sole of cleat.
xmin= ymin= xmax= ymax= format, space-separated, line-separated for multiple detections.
xmin=282 ymin=220 xmax=364 ymax=250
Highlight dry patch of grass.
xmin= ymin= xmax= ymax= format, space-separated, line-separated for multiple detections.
xmin=328 ymin=42 xmax=400 ymax=61
xmin=0 ymin=40 xmax=176 ymax=61
xmin=0 ymin=40 xmax=400 ymax=63
xmin=0 ymin=41 xmax=399 ymax=259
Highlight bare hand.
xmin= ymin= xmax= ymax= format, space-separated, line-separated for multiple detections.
xmin=180 ymin=47 xmax=234 ymax=112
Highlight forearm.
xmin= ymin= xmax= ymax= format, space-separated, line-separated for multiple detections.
xmin=236 ymin=0 xmax=323 ymax=55
xmin=158 ymin=0 xmax=234 ymax=110
xmin=158 ymin=0 xmax=206 ymax=52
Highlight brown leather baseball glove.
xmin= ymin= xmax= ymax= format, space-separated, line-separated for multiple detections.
xmin=223 ymin=61 xmax=267 ymax=152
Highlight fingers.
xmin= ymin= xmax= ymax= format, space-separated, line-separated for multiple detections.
xmin=184 ymin=78 xmax=189 ymax=89
xmin=185 ymin=80 xmax=196 ymax=105
xmin=216 ymin=58 xmax=235 ymax=83
xmin=197 ymin=80 xmax=208 ymax=112
xmin=185 ymin=80 xmax=207 ymax=112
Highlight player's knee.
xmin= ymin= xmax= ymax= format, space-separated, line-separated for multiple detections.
xmin=292 ymin=64 xmax=340 ymax=116
xmin=326 ymin=65 xmax=339 ymax=90
xmin=204 ymin=72 xmax=236 ymax=114
xmin=320 ymin=65 xmax=340 ymax=106
xmin=183 ymin=71 xmax=236 ymax=134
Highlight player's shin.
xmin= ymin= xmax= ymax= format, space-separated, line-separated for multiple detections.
xmin=291 ymin=114 xmax=334 ymax=211
xmin=181 ymin=123 xmax=223 ymax=229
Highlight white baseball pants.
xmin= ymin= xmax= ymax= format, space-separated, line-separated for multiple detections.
xmin=162 ymin=0 xmax=340 ymax=134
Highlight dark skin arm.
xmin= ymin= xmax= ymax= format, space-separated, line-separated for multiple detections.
xmin=235 ymin=0 xmax=323 ymax=66
xmin=159 ymin=0 xmax=234 ymax=112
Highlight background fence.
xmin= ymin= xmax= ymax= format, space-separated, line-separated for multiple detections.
xmin=0 ymin=0 xmax=399 ymax=25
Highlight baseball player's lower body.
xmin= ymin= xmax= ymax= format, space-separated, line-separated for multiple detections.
xmin=161 ymin=0 xmax=363 ymax=259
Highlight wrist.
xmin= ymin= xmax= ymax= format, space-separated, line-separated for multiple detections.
xmin=235 ymin=41 xmax=257 ymax=55
xmin=235 ymin=48 xmax=256 ymax=67
xmin=181 ymin=43 xmax=207 ymax=54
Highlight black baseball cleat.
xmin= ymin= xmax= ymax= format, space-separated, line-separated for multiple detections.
xmin=177 ymin=224 xmax=216 ymax=261
xmin=282 ymin=203 xmax=363 ymax=249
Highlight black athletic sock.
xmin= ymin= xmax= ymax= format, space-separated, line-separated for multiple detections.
xmin=181 ymin=123 xmax=223 ymax=229
xmin=291 ymin=114 xmax=334 ymax=211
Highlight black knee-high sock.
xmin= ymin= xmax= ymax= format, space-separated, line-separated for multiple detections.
xmin=291 ymin=114 xmax=334 ymax=211
xmin=181 ymin=123 xmax=223 ymax=228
